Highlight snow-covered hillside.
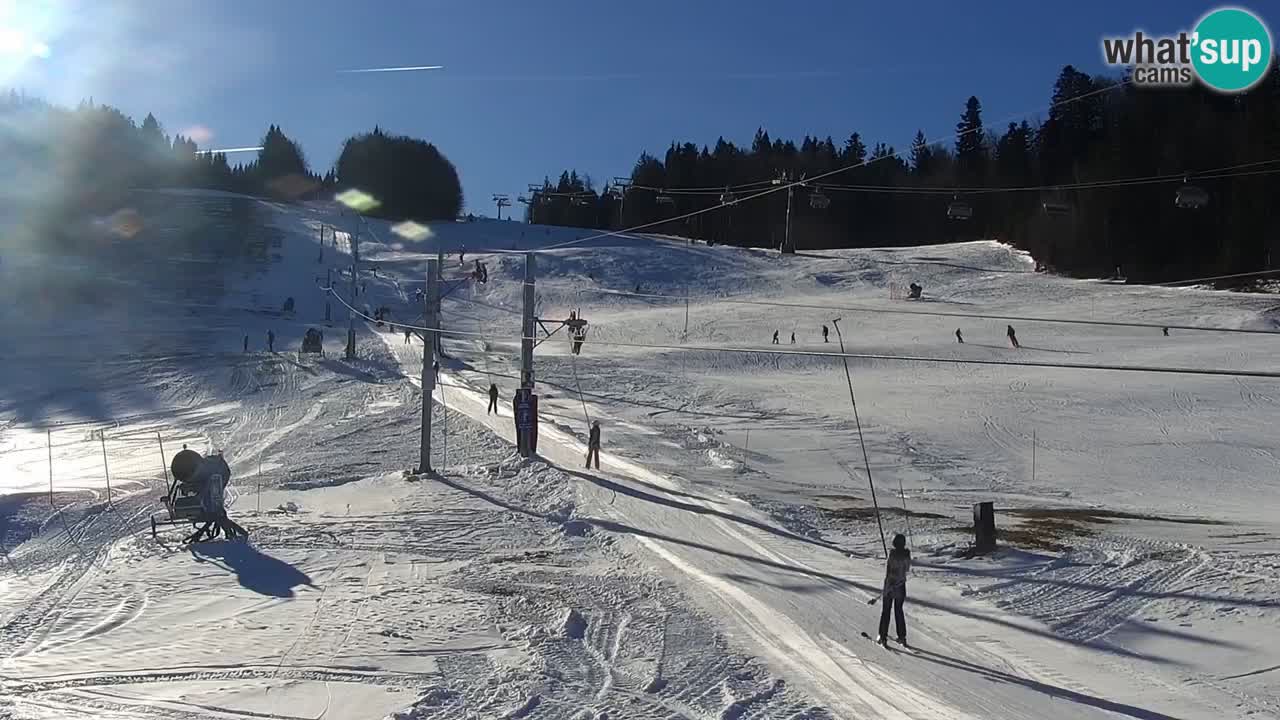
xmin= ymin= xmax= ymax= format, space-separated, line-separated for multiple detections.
xmin=2 ymin=190 xmax=1278 ymax=719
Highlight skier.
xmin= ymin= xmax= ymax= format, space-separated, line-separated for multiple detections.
xmin=955 ymin=328 xmax=964 ymax=344
xmin=487 ymin=383 xmax=499 ymax=415
xmin=772 ymin=330 xmax=779 ymax=345
xmin=1006 ymin=324 xmax=1019 ymax=349
xmin=822 ymin=325 xmax=829 ymax=343
xmin=877 ymin=533 xmax=912 ymax=647
xmin=790 ymin=332 xmax=796 ymax=344
xmin=267 ymin=330 xmax=275 ymax=352
xmin=585 ymin=421 xmax=601 ymax=470
xmin=433 ymin=360 xmax=440 ymax=380
xmin=1162 ymin=327 xmax=1169 ymax=337
xmin=243 ymin=335 xmax=249 ymax=353
xmin=404 ymin=328 xmax=412 ymax=344
xmin=459 ymin=246 xmax=466 ymax=265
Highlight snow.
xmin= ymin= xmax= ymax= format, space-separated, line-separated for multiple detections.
xmin=2 ymin=190 xmax=1279 ymax=718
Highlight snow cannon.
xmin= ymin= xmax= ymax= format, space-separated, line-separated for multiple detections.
xmin=151 ymin=446 xmax=209 ymax=538
xmin=171 ymin=447 xmax=203 ymax=487
xmin=301 ymin=328 xmax=325 ymax=354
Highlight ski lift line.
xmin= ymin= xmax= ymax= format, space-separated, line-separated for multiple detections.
xmin=450 ymin=294 xmax=524 ymax=317
xmin=326 ymin=290 xmax=1280 ymax=379
xmin=1154 ymin=267 xmax=1280 ymax=287
xmin=584 ymin=287 xmax=1280 ymax=337
xmin=537 ymin=80 xmax=1130 ymax=253
xmin=628 ymin=180 xmax=777 ymax=195
xmin=809 ymin=160 xmax=1280 ymax=196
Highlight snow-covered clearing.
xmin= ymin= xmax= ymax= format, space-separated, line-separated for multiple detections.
xmin=2 ymin=189 xmax=1278 ymax=718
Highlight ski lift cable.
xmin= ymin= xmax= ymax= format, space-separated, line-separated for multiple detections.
xmin=581 ymin=287 xmax=1280 ymax=337
xmin=327 ymin=288 xmax=1280 ymax=379
xmin=530 ymin=80 xmax=1130 ymax=253
xmin=1154 ymin=267 xmax=1280 ymax=287
xmin=810 ymin=159 xmax=1280 ymax=196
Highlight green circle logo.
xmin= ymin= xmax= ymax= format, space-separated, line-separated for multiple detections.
xmin=1192 ymin=7 xmax=1273 ymax=92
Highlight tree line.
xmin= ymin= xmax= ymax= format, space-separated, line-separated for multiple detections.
xmin=527 ymin=64 xmax=1280 ymax=284
xmin=0 ymin=90 xmax=463 ymax=249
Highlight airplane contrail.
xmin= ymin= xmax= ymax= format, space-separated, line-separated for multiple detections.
xmin=194 ymin=146 xmax=263 ymax=155
xmin=340 ymin=65 xmax=444 ymax=74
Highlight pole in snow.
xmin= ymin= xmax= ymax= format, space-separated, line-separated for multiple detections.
xmin=419 ymin=258 xmax=439 ymax=474
xmin=47 ymin=429 xmax=54 ymax=507
xmin=346 ymin=224 xmax=360 ymax=360
xmin=100 ymin=430 xmax=112 ymax=505
xmin=831 ymin=318 xmax=888 ymax=558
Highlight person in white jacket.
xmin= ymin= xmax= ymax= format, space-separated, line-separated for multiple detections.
xmin=877 ymin=533 xmax=912 ymax=646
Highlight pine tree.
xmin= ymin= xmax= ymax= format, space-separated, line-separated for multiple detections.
xmin=955 ymin=96 xmax=987 ymax=182
xmin=843 ymin=133 xmax=867 ymax=165
xmin=910 ymin=130 xmax=935 ymax=177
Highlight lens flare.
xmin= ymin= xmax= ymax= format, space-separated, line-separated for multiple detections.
xmin=391 ymin=220 xmax=432 ymax=241
xmin=335 ymin=189 xmax=381 ymax=213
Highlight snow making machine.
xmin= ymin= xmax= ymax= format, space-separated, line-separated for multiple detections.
xmin=301 ymin=327 xmax=325 ymax=355
xmin=150 ymin=445 xmax=208 ymax=538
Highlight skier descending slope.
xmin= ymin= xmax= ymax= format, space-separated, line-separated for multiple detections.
xmin=877 ymin=533 xmax=912 ymax=647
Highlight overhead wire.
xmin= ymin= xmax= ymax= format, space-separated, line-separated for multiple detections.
xmin=534 ymin=81 xmax=1129 ymax=253
xmin=581 ymin=287 xmax=1280 ymax=337
xmin=325 ymin=286 xmax=1280 ymax=380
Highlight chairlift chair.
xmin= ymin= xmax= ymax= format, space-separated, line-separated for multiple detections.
xmin=720 ymin=189 xmax=737 ymax=206
xmin=656 ymin=193 xmax=675 ymax=206
xmin=946 ymin=196 xmax=973 ymax=221
xmin=1175 ymin=183 xmax=1209 ymax=210
xmin=1042 ymin=201 xmax=1072 ymax=217
xmin=571 ymin=196 xmax=590 ymax=207
xmin=809 ymin=190 xmax=831 ymax=210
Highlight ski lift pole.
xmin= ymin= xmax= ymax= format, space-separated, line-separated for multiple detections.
xmin=831 ymin=318 xmax=888 ymax=558
xmin=683 ymin=285 xmax=690 ymax=338
xmin=47 ymin=429 xmax=54 ymax=507
xmin=100 ymin=430 xmax=111 ymax=506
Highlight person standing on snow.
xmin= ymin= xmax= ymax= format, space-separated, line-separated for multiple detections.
xmin=772 ymin=330 xmax=779 ymax=345
xmin=955 ymin=328 xmax=964 ymax=344
xmin=487 ymin=383 xmax=499 ymax=414
xmin=877 ymin=533 xmax=912 ymax=647
xmin=790 ymin=332 xmax=796 ymax=344
xmin=404 ymin=328 xmax=412 ymax=344
xmin=1006 ymin=324 xmax=1019 ymax=349
xmin=243 ymin=335 xmax=249 ymax=353
xmin=585 ymin=421 xmax=601 ymax=470
xmin=267 ymin=330 xmax=275 ymax=352
xmin=822 ymin=325 xmax=829 ymax=343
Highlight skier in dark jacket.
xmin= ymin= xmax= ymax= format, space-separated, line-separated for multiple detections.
xmin=487 ymin=383 xmax=499 ymax=414
xmin=822 ymin=325 xmax=829 ymax=343
xmin=772 ymin=330 xmax=779 ymax=345
xmin=878 ymin=533 xmax=912 ymax=646
xmin=585 ymin=421 xmax=601 ymax=470
xmin=955 ymin=328 xmax=964 ymax=344
xmin=404 ymin=328 xmax=412 ymax=344
xmin=1006 ymin=324 xmax=1019 ymax=349
xmin=790 ymin=332 xmax=796 ymax=344
xmin=267 ymin=330 xmax=275 ymax=352
xmin=243 ymin=335 xmax=249 ymax=353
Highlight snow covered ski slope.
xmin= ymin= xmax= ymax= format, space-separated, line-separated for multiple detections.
xmin=2 ymin=190 xmax=1279 ymax=718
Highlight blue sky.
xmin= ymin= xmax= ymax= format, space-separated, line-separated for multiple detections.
xmin=1 ymin=1 xmax=1270 ymax=215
